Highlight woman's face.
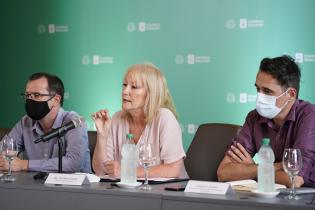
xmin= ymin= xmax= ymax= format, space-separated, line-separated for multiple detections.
xmin=121 ymin=75 xmax=147 ymax=114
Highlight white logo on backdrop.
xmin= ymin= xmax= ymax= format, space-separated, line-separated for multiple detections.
xmin=239 ymin=18 xmax=264 ymax=29
xmin=239 ymin=93 xmax=248 ymax=103
xmin=82 ymin=55 xmax=90 ymax=65
xmin=138 ymin=22 xmax=146 ymax=32
xmin=295 ymin=52 xmax=315 ymax=63
xmin=93 ymin=55 xmax=114 ymax=65
xmin=81 ymin=55 xmax=114 ymax=65
xmin=295 ymin=53 xmax=304 ymax=63
xmin=187 ymin=124 xmax=198 ymax=134
xmin=226 ymin=92 xmax=236 ymax=103
xmin=187 ymin=54 xmax=211 ymax=64
xmin=47 ymin=24 xmax=69 ymax=34
xmin=225 ymin=19 xmax=236 ymax=29
xmin=187 ymin=54 xmax=195 ymax=64
xmin=179 ymin=123 xmax=184 ymax=133
xmin=303 ymin=54 xmax=315 ymax=62
xmin=175 ymin=54 xmax=185 ymax=64
xmin=175 ymin=54 xmax=211 ymax=64
xmin=239 ymin=93 xmax=257 ymax=104
xmin=37 ymin=24 xmax=46 ymax=33
xmin=239 ymin=19 xmax=247 ymax=29
xmin=64 ymin=92 xmax=69 ymax=99
xmin=127 ymin=22 xmax=136 ymax=32
xmin=127 ymin=22 xmax=160 ymax=32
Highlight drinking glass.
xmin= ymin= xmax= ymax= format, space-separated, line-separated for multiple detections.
xmin=282 ymin=148 xmax=303 ymax=200
xmin=139 ymin=143 xmax=155 ymax=190
xmin=1 ymin=135 xmax=18 ymax=182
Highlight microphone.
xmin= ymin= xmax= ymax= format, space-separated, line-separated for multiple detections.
xmin=34 ymin=117 xmax=84 ymax=144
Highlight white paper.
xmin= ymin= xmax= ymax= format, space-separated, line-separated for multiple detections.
xmin=45 ymin=173 xmax=90 ymax=186
xmin=184 ymin=180 xmax=234 ymax=195
xmin=227 ymin=179 xmax=286 ymax=192
xmin=227 ymin=179 xmax=257 ymax=186
xmin=75 ymin=173 xmax=100 ymax=183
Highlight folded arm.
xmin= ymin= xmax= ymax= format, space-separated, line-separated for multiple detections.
xmin=217 ymin=143 xmax=304 ymax=187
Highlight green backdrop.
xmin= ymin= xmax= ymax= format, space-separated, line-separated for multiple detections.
xmin=1 ymin=0 xmax=315 ymax=150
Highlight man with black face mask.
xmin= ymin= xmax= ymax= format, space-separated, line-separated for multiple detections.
xmin=0 ymin=73 xmax=91 ymax=173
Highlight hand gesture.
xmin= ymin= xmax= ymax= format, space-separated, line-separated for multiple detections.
xmin=91 ymin=109 xmax=111 ymax=135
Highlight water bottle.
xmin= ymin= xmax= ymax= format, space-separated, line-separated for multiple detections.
xmin=120 ymin=133 xmax=137 ymax=184
xmin=257 ymin=138 xmax=275 ymax=192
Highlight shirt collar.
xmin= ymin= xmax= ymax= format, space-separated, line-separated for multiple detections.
xmin=31 ymin=108 xmax=65 ymax=134
xmin=285 ymin=100 xmax=299 ymax=122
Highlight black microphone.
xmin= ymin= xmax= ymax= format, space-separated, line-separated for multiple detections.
xmin=34 ymin=117 xmax=84 ymax=144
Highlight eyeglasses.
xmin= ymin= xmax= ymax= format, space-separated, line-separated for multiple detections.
xmin=20 ymin=92 xmax=55 ymax=100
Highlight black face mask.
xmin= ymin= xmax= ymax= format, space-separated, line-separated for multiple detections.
xmin=25 ymin=99 xmax=52 ymax=120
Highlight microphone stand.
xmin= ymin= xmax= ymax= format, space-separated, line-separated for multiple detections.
xmin=57 ymin=136 xmax=63 ymax=173
xmin=33 ymin=136 xmax=64 ymax=180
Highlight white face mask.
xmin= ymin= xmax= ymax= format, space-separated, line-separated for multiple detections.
xmin=255 ymin=89 xmax=289 ymax=119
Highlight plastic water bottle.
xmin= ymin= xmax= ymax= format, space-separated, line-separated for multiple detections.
xmin=120 ymin=133 xmax=137 ymax=184
xmin=257 ymin=138 xmax=275 ymax=192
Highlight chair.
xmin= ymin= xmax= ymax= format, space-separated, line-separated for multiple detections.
xmin=88 ymin=131 xmax=97 ymax=161
xmin=184 ymin=123 xmax=241 ymax=181
xmin=0 ymin=128 xmax=11 ymax=140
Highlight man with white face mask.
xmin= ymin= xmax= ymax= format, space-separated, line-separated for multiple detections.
xmin=217 ymin=55 xmax=315 ymax=188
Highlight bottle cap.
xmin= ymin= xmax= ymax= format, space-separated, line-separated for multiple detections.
xmin=262 ymin=138 xmax=270 ymax=145
xmin=126 ymin=133 xmax=134 ymax=139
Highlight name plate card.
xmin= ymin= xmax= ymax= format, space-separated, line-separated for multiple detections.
xmin=184 ymin=180 xmax=234 ymax=195
xmin=45 ymin=173 xmax=90 ymax=186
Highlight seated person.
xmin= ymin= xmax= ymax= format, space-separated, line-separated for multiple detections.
xmin=0 ymin=72 xmax=91 ymax=173
xmin=92 ymin=63 xmax=186 ymax=178
xmin=217 ymin=55 xmax=315 ymax=187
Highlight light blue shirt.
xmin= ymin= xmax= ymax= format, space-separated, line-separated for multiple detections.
xmin=7 ymin=108 xmax=91 ymax=173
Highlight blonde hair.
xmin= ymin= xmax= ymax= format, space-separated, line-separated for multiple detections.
xmin=122 ymin=63 xmax=178 ymax=123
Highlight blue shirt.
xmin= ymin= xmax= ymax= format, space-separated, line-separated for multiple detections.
xmin=8 ymin=108 xmax=91 ymax=173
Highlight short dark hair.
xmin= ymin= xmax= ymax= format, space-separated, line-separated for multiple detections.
xmin=28 ymin=72 xmax=65 ymax=106
xmin=259 ymin=55 xmax=301 ymax=96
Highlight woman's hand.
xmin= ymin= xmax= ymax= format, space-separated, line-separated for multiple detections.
xmin=105 ymin=161 xmax=120 ymax=177
xmin=91 ymin=109 xmax=111 ymax=135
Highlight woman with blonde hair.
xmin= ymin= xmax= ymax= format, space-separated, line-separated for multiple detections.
xmin=92 ymin=63 xmax=185 ymax=178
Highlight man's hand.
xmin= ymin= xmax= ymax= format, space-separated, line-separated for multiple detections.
xmin=227 ymin=143 xmax=254 ymax=164
xmin=0 ymin=156 xmax=28 ymax=171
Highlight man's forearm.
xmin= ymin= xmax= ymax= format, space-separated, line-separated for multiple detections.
xmin=217 ymin=162 xmax=257 ymax=182
xmin=275 ymin=170 xmax=304 ymax=187
xmin=20 ymin=160 xmax=29 ymax=171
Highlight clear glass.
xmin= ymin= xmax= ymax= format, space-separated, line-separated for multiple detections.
xmin=1 ymin=135 xmax=18 ymax=182
xmin=138 ymin=143 xmax=155 ymax=190
xmin=282 ymin=148 xmax=303 ymax=200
